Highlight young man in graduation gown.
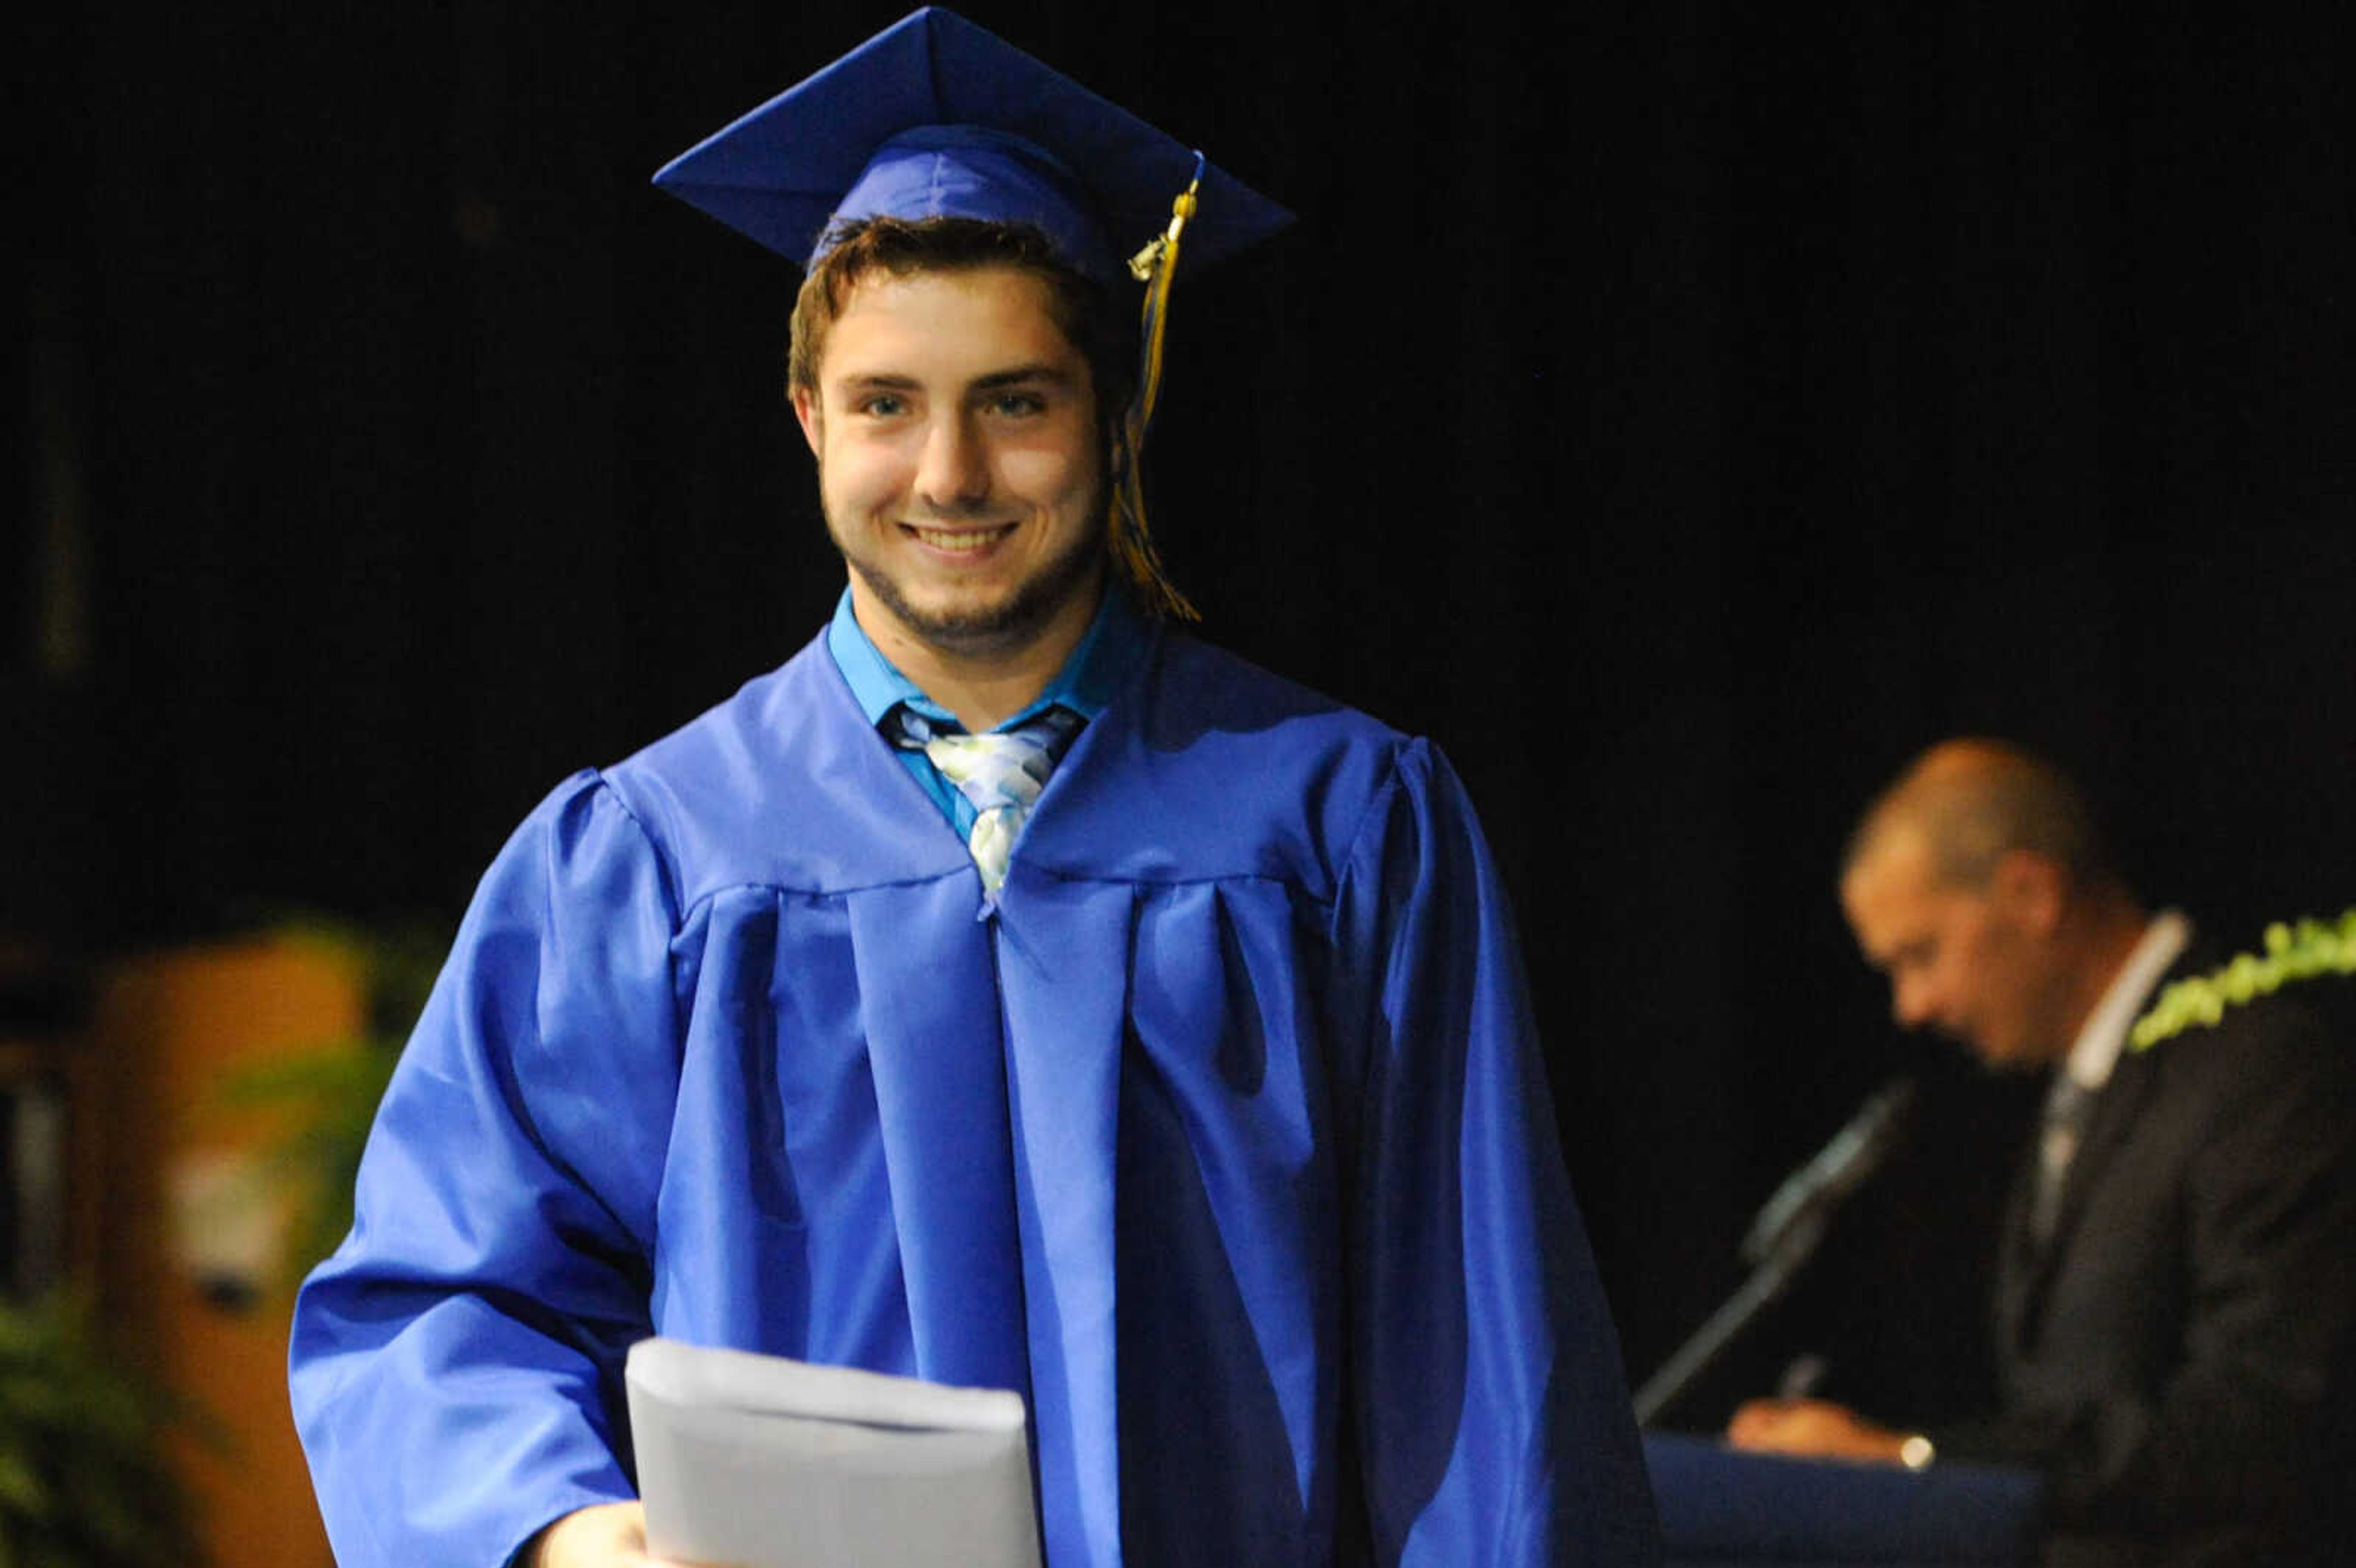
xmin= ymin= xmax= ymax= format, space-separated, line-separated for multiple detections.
xmin=287 ymin=11 xmax=1660 ymax=1567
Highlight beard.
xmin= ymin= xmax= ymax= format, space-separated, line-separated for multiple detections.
xmin=828 ymin=494 xmax=1111 ymax=660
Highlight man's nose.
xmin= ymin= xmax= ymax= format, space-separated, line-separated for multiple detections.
xmin=915 ymin=414 xmax=990 ymax=509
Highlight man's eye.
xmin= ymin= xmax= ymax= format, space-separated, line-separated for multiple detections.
xmin=856 ymin=393 xmax=907 ymax=417
xmin=985 ymin=391 xmax=1046 ymax=417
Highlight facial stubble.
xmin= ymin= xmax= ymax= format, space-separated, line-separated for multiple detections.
xmin=815 ymin=434 xmax=1113 ymax=659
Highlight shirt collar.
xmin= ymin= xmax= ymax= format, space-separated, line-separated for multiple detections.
xmin=2064 ymin=909 xmax=2192 ymax=1091
xmin=825 ymin=584 xmax=1147 ymax=734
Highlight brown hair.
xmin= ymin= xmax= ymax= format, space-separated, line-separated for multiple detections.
xmin=787 ymin=215 xmax=1136 ymax=436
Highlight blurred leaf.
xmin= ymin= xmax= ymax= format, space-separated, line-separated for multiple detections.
xmin=209 ymin=918 xmax=444 ymax=1294
xmin=0 ymin=1295 xmax=201 ymax=1568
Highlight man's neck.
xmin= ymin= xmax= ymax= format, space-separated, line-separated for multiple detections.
xmin=2052 ymin=899 xmax=2156 ymax=1051
xmin=851 ymin=576 xmax=1103 ymax=732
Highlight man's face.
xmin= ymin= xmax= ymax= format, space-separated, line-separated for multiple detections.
xmin=793 ymin=265 xmax=1107 ymax=663
xmin=1839 ymin=829 xmax=2066 ymax=1070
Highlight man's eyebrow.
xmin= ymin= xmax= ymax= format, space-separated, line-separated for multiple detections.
xmin=972 ymin=363 xmax=1077 ymax=391
xmin=835 ymin=372 xmax=921 ymax=391
xmin=829 ymin=366 xmax=1075 ymax=393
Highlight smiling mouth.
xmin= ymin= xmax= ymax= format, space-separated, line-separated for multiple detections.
xmin=904 ymin=521 xmax=1017 ymax=554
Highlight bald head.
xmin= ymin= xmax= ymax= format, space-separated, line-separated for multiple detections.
xmin=1838 ymin=740 xmax=2145 ymax=1068
xmin=1844 ymin=739 xmax=2122 ymax=900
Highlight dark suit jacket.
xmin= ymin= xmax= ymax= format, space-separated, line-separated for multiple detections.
xmin=1942 ymin=955 xmax=2356 ymax=1566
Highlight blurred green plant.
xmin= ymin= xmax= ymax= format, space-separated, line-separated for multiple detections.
xmin=0 ymin=1294 xmax=204 ymax=1568
xmin=2130 ymin=906 xmax=2356 ymax=1051
xmin=212 ymin=917 xmax=446 ymax=1295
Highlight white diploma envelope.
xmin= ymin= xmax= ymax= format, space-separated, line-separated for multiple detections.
xmin=624 ymin=1337 xmax=1042 ymax=1568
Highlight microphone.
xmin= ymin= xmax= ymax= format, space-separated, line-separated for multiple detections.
xmin=1740 ymin=1077 xmax=1919 ymax=1266
xmin=1634 ymin=1077 xmax=1921 ymax=1426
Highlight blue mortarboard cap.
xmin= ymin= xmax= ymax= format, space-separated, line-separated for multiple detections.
xmin=651 ymin=7 xmax=1292 ymax=287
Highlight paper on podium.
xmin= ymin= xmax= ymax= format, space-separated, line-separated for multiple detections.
xmin=624 ymin=1337 xmax=1042 ymax=1568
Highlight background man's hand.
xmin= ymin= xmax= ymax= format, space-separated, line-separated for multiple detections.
xmin=1725 ymin=1397 xmax=1911 ymax=1464
xmin=524 ymin=1502 xmax=656 ymax=1567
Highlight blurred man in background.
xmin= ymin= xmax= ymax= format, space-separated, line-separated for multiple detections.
xmin=1731 ymin=738 xmax=2355 ymax=1566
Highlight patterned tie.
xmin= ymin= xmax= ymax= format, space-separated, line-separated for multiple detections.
xmin=894 ymin=706 xmax=1084 ymax=896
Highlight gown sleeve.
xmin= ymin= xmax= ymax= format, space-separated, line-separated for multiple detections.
xmin=288 ymin=771 xmax=683 ymax=1568
xmin=1328 ymin=740 xmax=1661 ymax=1567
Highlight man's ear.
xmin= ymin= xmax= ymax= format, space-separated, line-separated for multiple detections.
xmin=1991 ymin=848 xmax=2066 ymax=937
xmin=791 ymin=385 xmax=823 ymax=459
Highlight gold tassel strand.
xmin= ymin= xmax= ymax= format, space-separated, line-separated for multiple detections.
xmin=1114 ymin=156 xmax=1206 ymax=621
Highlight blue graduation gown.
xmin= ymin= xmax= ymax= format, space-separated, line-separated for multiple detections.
xmin=288 ymin=627 xmax=1659 ymax=1568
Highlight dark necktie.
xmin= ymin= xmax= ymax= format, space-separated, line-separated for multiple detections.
xmin=2028 ymin=1075 xmax=2093 ymax=1248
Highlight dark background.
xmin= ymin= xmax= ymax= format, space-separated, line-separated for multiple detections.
xmin=9 ymin=5 xmax=2350 ymax=1429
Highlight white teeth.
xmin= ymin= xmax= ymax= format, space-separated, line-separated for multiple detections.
xmin=907 ymin=523 xmax=1014 ymax=552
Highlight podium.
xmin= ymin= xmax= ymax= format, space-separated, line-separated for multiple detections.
xmin=1644 ymin=1434 xmax=2044 ymax=1566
